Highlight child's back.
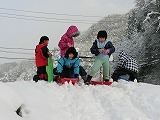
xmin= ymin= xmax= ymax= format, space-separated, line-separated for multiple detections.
xmin=58 ymin=25 xmax=80 ymax=56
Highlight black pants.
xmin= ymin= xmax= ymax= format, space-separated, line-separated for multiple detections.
xmin=112 ymin=68 xmax=138 ymax=82
xmin=79 ymin=66 xmax=87 ymax=77
xmin=37 ymin=66 xmax=47 ymax=75
xmin=53 ymin=66 xmax=74 ymax=78
xmin=33 ymin=66 xmax=47 ymax=82
xmin=53 ymin=65 xmax=87 ymax=78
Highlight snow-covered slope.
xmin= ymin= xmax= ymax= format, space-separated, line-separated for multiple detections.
xmin=0 ymin=0 xmax=160 ymax=85
xmin=75 ymin=0 xmax=160 ymax=85
xmin=126 ymin=0 xmax=160 ymax=84
xmin=75 ymin=14 xmax=129 ymax=53
xmin=1 ymin=81 xmax=160 ymax=120
xmin=0 ymin=61 xmax=35 ymax=82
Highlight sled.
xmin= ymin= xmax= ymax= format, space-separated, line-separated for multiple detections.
xmin=118 ymin=76 xmax=138 ymax=82
xmin=90 ymin=80 xmax=112 ymax=86
xmin=57 ymin=77 xmax=78 ymax=85
xmin=46 ymin=56 xmax=54 ymax=82
xmin=118 ymin=76 xmax=130 ymax=81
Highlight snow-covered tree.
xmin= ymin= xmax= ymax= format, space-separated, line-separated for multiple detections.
xmin=127 ymin=0 xmax=160 ymax=84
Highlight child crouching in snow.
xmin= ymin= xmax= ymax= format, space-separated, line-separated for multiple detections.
xmin=85 ymin=30 xmax=115 ymax=84
xmin=111 ymin=51 xmax=138 ymax=82
xmin=53 ymin=47 xmax=80 ymax=79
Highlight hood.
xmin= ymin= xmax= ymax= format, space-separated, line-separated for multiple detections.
xmin=119 ymin=51 xmax=129 ymax=60
xmin=66 ymin=26 xmax=80 ymax=37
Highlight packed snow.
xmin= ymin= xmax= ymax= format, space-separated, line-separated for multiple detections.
xmin=0 ymin=80 xmax=160 ymax=120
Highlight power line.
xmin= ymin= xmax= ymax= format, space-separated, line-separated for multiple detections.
xmin=0 ymin=56 xmax=34 ymax=60
xmin=0 ymin=50 xmax=33 ymax=55
xmin=0 ymin=12 xmax=97 ymax=23
xmin=0 ymin=46 xmax=34 ymax=51
xmin=0 ymin=46 xmax=59 ymax=52
xmin=0 ymin=7 xmax=103 ymax=18
xmin=0 ymin=14 xmax=93 ymax=24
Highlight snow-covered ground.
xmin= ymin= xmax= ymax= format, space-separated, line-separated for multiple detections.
xmin=0 ymin=80 xmax=160 ymax=120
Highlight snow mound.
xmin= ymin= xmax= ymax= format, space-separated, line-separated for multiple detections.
xmin=0 ymin=81 xmax=160 ymax=120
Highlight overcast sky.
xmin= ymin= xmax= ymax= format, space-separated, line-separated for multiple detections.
xmin=0 ymin=0 xmax=135 ymax=63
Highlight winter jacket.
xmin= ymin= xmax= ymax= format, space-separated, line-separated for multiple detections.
xmin=57 ymin=57 xmax=80 ymax=75
xmin=35 ymin=43 xmax=49 ymax=67
xmin=117 ymin=51 xmax=138 ymax=73
xmin=58 ymin=26 xmax=79 ymax=56
xmin=90 ymin=39 xmax=115 ymax=57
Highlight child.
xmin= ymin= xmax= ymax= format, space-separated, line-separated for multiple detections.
xmin=33 ymin=36 xmax=52 ymax=82
xmin=58 ymin=25 xmax=80 ymax=56
xmin=53 ymin=47 xmax=80 ymax=79
xmin=85 ymin=30 xmax=115 ymax=84
xmin=111 ymin=51 xmax=138 ymax=82
xmin=58 ymin=25 xmax=87 ymax=81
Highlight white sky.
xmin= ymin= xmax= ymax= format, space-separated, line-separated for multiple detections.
xmin=0 ymin=0 xmax=135 ymax=63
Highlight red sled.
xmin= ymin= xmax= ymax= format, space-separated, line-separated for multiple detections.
xmin=90 ymin=81 xmax=112 ymax=86
xmin=58 ymin=78 xmax=78 ymax=85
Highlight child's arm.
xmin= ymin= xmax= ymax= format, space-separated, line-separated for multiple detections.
xmin=73 ymin=58 xmax=80 ymax=75
xmin=90 ymin=41 xmax=100 ymax=56
xmin=57 ymin=57 xmax=65 ymax=73
xmin=108 ymin=41 xmax=115 ymax=54
xmin=58 ymin=38 xmax=68 ymax=50
xmin=41 ymin=46 xmax=50 ymax=58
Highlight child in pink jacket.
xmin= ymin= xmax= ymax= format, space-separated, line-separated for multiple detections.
xmin=58 ymin=25 xmax=80 ymax=56
xmin=58 ymin=25 xmax=87 ymax=82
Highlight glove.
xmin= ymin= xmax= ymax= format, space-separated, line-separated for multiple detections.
xmin=68 ymin=43 xmax=74 ymax=47
xmin=48 ymin=53 xmax=52 ymax=57
xmin=56 ymin=73 xmax=62 ymax=78
xmin=103 ymin=49 xmax=110 ymax=54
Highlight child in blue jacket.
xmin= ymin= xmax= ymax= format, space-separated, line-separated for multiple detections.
xmin=85 ymin=30 xmax=115 ymax=84
xmin=54 ymin=47 xmax=80 ymax=78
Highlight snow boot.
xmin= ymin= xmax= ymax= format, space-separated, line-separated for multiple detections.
xmin=81 ymin=76 xmax=87 ymax=81
xmin=84 ymin=75 xmax=92 ymax=85
xmin=33 ymin=75 xmax=40 ymax=82
xmin=39 ymin=74 xmax=48 ymax=81
xmin=53 ymin=75 xmax=60 ymax=82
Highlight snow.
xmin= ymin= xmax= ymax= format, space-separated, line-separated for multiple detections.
xmin=0 ymin=80 xmax=160 ymax=120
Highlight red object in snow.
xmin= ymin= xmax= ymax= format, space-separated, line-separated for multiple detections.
xmin=58 ymin=78 xmax=78 ymax=85
xmin=90 ymin=81 xmax=112 ymax=86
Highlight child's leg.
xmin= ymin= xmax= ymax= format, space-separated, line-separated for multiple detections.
xmin=79 ymin=66 xmax=87 ymax=76
xmin=61 ymin=66 xmax=73 ymax=78
xmin=37 ymin=66 xmax=47 ymax=75
xmin=33 ymin=66 xmax=48 ymax=81
xmin=79 ymin=66 xmax=87 ymax=81
xmin=111 ymin=68 xmax=127 ymax=82
xmin=89 ymin=58 xmax=102 ymax=77
xmin=38 ymin=66 xmax=47 ymax=79
xmin=102 ymin=58 xmax=110 ymax=80
xmin=128 ymin=71 xmax=138 ymax=81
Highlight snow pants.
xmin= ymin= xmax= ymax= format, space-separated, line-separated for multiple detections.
xmin=89 ymin=57 xmax=110 ymax=80
xmin=33 ymin=66 xmax=47 ymax=82
xmin=111 ymin=68 xmax=138 ymax=82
